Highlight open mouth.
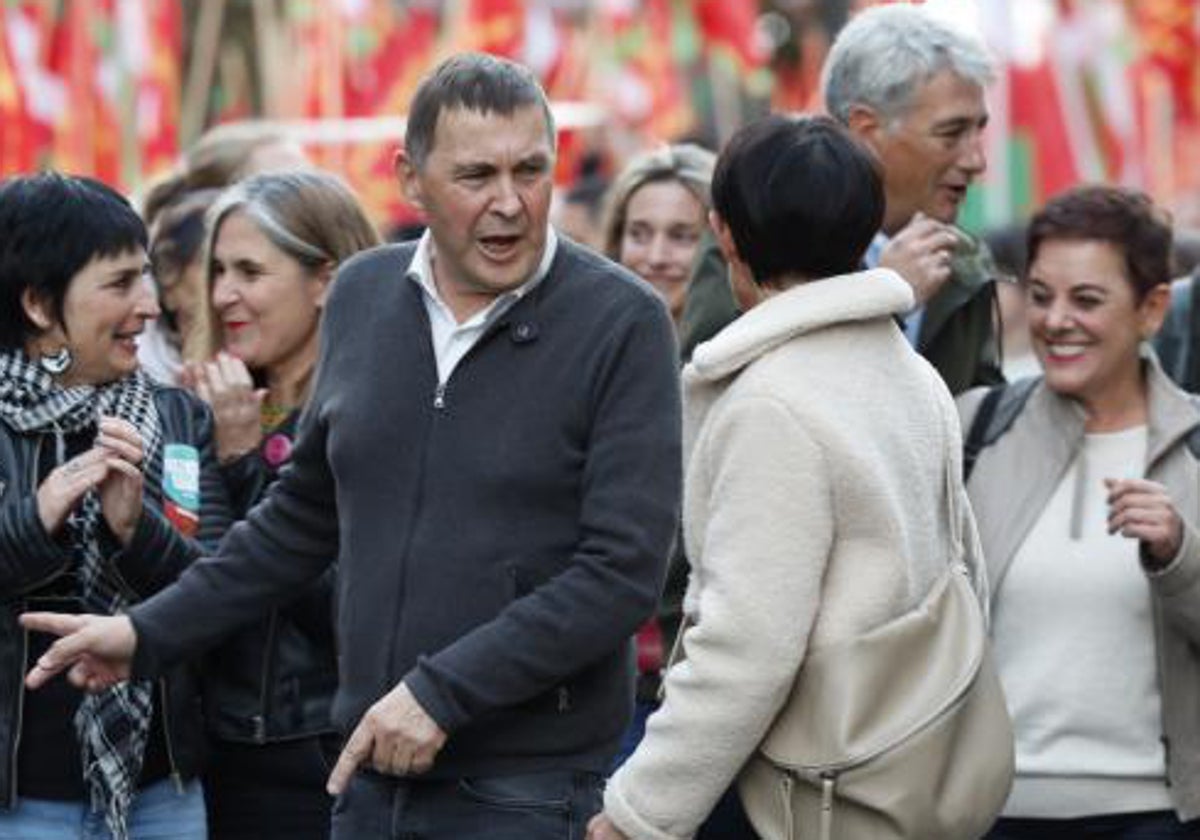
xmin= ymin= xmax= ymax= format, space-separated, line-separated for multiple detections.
xmin=1044 ymin=342 xmax=1089 ymax=361
xmin=940 ymin=185 xmax=968 ymax=204
xmin=113 ymin=330 xmax=142 ymax=352
xmin=645 ymin=272 xmax=687 ymax=288
xmin=478 ymin=234 xmax=521 ymax=260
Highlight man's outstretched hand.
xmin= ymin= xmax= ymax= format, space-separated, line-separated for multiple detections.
xmin=20 ymin=612 xmax=137 ymax=692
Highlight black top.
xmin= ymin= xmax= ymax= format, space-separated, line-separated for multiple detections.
xmin=0 ymin=383 xmax=231 ymax=809
xmin=20 ymin=430 xmax=169 ymax=800
xmin=203 ymin=407 xmax=338 ymax=744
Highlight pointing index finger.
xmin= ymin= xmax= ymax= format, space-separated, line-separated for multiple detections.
xmin=20 ymin=611 xmax=87 ymax=637
xmin=326 ymin=722 xmax=373 ymax=795
xmin=20 ymin=613 xmax=91 ymax=690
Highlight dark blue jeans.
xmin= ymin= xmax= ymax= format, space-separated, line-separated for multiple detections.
xmin=986 ymin=811 xmax=1200 ymax=839
xmin=329 ymin=769 xmax=603 ymax=840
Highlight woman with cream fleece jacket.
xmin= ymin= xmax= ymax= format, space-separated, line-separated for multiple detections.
xmin=589 ymin=116 xmax=985 ymax=840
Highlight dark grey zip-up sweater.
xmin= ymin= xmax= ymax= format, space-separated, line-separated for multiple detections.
xmin=130 ymin=238 xmax=683 ymax=777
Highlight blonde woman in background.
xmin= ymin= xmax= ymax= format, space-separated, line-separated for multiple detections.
xmin=601 ymin=144 xmax=715 ymax=326
xmin=600 ymin=142 xmax=716 ymax=769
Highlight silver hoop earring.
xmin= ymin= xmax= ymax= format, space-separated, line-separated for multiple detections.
xmin=38 ymin=346 xmax=73 ymax=376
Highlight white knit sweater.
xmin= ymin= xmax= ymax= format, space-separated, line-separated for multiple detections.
xmin=604 ymin=268 xmax=986 ymax=840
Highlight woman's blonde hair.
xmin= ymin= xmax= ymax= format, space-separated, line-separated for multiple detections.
xmin=143 ymin=122 xmax=305 ymax=227
xmin=600 ymin=143 xmax=716 ymax=261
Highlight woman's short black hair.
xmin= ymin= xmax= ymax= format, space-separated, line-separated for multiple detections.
xmin=0 ymin=172 xmax=147 ymax=351
xmin=711 ymin=114 xmax=884 ymax=285
xmin=1027 ymin=185 xmax=1171 ymax=301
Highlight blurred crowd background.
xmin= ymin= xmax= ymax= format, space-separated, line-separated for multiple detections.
xmin=0 ymin=0 xmax=1197 ymax=241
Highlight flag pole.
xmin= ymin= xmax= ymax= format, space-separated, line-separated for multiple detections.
xmin=181 ymin=0 xmax=226 ymax=145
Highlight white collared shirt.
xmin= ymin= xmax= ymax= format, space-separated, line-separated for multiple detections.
xmin=407 ymin=228 xmax=558 ymax=385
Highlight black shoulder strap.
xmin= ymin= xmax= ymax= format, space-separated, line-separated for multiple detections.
xmin=963 ymin=377 xmax=1039 ymax=481
xmin=1185 ymin=394 xmax=1200 ymax=460
xmin=963 ymin=387 xmax=1004 ymax=481
xmin=1186 ymin=273 xmax=1200 ymax=393
xmin=1186 ymin=427 xmax=1200 ymax=461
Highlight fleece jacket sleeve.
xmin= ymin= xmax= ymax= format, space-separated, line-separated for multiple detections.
xmin=403 ymin=302 xmax=683 ymax=734
xmin=604 ymin=396 xmax=833 ymax=840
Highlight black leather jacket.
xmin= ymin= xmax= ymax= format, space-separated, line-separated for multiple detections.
xmin=204 ymin=410 xmax=337 ymax=744
xmin=0 ymin=385 xmax=231 ymax=808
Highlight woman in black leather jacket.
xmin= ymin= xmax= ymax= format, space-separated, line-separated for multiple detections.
xmin=182 ymin=171 xmax=379 ymax=840
xmin=0 ymin=173 xmax=230 ymax=839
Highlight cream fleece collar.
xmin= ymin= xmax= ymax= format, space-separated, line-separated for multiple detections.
xmin=687 ymin=268 xmax=914 ymax=383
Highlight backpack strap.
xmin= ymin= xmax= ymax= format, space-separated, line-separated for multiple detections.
xmin=1185 ymin=394 xmax=1200 ymax=460
xmin=1186 ymin=427 xmax=1200 ymax=461
xmin=963 ymin=377 xmax=1039 ymax=481
xmin=1185 ymin=274 xmax=1200 ymax=393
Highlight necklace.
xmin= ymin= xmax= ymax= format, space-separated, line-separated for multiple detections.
xmin=260 ymin=402 xmax=295 ymax=433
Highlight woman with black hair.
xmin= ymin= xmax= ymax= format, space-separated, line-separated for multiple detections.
xmin=0 ymin=173 xmax=230 ymax=839
xmin=590 ymin=116 xmax=988 ymax=840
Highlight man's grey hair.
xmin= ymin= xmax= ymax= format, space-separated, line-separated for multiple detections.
xmin=404 ymin=52 xmax=556 ymax=169
xmin=822 ymin=5 xmax=995 ymax=125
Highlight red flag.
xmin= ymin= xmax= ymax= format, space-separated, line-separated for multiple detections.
xmin=135 ymin=0 xmax=183 ymax=182
xmin=49 ymin=0 xmax=120 ymax=182
xmin=694 ymin=0 xmax=764 ymax=73
xmin=340 ymin=5 xmax=439 ymax=230
xmin=344 ymin=5 xmax=438 ymax=118
xmin=1129 ymin=0 xmax=1198 ymax=122
xmin=0 ymin=14 xmax=37 ymax=173
xmin=1009 ymin=60 xmax=1081 ymax=206
xmin=596 ymin=0 xmax=694 ymax=141
xmin=460 ymin=0 xmax=525 ymax=58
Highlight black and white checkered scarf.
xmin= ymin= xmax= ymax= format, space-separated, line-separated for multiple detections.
xmin=0 ymin=350 xmax=160 ymax=840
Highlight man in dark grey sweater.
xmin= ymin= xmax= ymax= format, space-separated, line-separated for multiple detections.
xmin=23 ymin=54 xmax=682 ymax=839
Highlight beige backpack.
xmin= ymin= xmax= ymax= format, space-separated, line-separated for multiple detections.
xmin=736 ymin=461 xmax=1014 ymax=840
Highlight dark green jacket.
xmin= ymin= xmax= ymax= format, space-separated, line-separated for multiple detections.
xmin=678 ymin=230 xmax=1005 ymax=395
xmin=1154 ymin=275 xmax=1200 ymax=393
xmin=921 ymin=231 xmax=1005 ymax=395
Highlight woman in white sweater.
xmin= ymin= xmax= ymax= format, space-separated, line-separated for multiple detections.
xmin=961 ymin=187 xmax=1200 ymax=838
xmin=587 ymin=115 xmax=985 ymax=840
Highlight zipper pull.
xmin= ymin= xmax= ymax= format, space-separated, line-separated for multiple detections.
xmin=780 ymin=772 xmax=796 ymax=840
xmin=819 ymin=771 xmax=837 ymax=840
xmin=433 ymin=382 xmax=447 ymax=410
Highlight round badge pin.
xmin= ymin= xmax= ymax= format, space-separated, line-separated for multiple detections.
xmin=262 ymin=433 xmax=293 ymax=468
